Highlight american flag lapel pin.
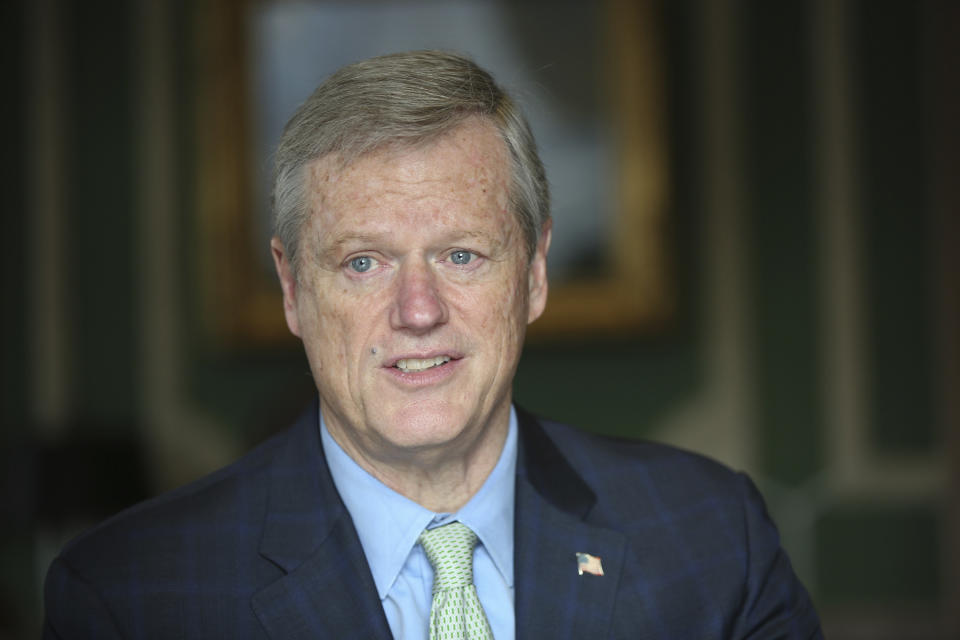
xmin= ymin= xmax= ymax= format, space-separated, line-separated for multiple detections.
xmin=576 ymin=552 xmax=604 ymax=576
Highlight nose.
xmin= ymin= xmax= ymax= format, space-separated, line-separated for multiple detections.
xmin=389 ymin=258 xmax=448 ymax=333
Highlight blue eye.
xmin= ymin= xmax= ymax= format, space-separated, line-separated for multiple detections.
xmin=349 ymin=256 xmax=376 ymax=273
xmin=450 ymin=250 xmax=473 ymax=265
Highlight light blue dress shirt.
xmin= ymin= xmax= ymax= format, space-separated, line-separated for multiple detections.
xmin=320 ymin=410 xmax=517 ymax=640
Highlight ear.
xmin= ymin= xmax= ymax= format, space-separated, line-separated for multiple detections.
xmin=527 ymin=220 xmax=551 ymax=324
xmin=271 ymin=236 xmax=302 ymax=338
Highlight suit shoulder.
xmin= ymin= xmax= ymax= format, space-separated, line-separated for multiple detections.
xmin=56 ymin=424 xmax=293 ymax=576
xmin=532 ymin=417 xmax=757 ymax=523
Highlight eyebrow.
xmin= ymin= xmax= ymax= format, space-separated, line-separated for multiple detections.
xmin=323 ymin=229 xmax=501 ymax=253
xmin=325 ymin=233 xmax=386 ymax=253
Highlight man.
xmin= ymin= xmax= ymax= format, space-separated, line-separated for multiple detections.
xmin=44 ymin=51 xmax=821 ymax=639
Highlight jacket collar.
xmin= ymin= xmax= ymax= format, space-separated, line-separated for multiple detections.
xmin=515 ymin=405 xmax=596 ymax=517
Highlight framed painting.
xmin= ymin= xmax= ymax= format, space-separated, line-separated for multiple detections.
xmin=193 ymin=0 xmax=672 ymax=346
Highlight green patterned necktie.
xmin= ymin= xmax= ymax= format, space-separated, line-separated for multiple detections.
xmin=419 ymin=522 xmax=494 ymax=640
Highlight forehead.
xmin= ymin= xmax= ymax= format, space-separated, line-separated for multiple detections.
xmin=304 ymin=119 xmax=513 ymax=234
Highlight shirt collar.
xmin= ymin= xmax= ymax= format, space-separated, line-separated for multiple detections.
xmin=320 ymin=409 xmax=518 ymax=599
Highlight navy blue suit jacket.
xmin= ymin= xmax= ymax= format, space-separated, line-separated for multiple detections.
xmin=44 ymin=399 xmax=822 ymax=638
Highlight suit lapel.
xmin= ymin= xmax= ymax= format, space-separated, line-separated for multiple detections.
xmin=514 ymin=409 xmax=627 ymax=639
xmin=251 ymin=399 xmax=392 ymax=639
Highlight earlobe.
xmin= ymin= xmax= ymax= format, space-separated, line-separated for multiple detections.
xmin=527 ymin=221 xmax=552 ymax=324
xmin=270 ymin=236 xmax=302 ymax=338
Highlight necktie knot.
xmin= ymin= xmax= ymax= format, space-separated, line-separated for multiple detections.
xmin=419 ymin=521 xmax=478 ymax=592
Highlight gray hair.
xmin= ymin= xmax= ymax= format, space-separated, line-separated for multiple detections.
xmin=273 ymin=50 xmax=550 ymax=275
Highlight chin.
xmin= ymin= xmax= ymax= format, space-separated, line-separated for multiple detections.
xmin=379 ymin=403 xmax=471 ymax=449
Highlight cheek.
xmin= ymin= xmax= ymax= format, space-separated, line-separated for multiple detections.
xmin=472 ymin=272 xmax=528 ymax=347
xmin=298 ymin=289 xmax=354 ymax=370
xmin=312 ymin=292 xmax=388 ymax=376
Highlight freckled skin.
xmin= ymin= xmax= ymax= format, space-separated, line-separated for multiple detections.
xmin=271 ymin=119 xmax=550 ymax=510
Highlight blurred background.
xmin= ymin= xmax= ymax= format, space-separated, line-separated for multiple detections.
xmin=1 ymin=1 xmax=957 ymax=638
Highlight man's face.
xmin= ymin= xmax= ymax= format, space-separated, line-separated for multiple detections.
xmin=272 ymin=119 xmax=549 ymax=467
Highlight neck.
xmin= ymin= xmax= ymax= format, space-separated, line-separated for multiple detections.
xmin=324 ymin=410 xmax=510 ymax=513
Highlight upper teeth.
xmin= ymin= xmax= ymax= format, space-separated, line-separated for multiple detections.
xmin=396 ymin=356 xmax=451 ymax=372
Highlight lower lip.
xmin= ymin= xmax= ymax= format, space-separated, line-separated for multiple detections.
xmin=383 ymin=358 xmax=462 ymax=387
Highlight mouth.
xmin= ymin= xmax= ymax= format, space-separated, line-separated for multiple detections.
xmin=393 ymin=355 xmax=452 ymax=373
